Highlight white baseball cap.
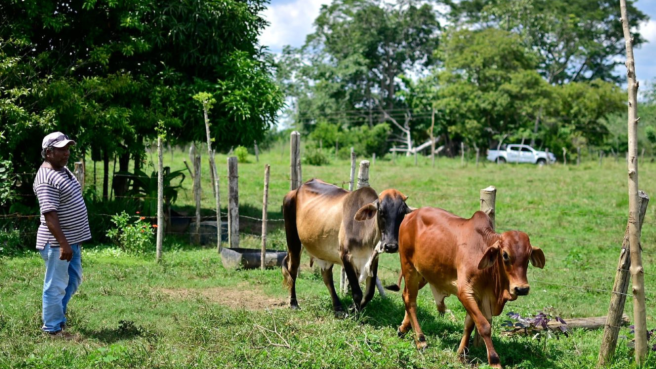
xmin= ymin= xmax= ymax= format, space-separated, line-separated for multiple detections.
xmin=42 ymin=132 xmax=76 ymax=149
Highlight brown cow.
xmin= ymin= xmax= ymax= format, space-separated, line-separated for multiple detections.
xmin=282 ymin=179 xmax=411 ymax=315
xmin=391 ymin=207 xmax=545 ymax=368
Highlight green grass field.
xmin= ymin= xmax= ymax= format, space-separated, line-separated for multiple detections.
xmin=2 ymin=144 xmax=656 ymax=368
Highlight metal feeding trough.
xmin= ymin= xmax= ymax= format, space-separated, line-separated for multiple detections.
xmin=220 ymin=248 xmax=287 ymax=270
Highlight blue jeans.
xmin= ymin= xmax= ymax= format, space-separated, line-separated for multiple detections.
xmin=39 ymin=243 xmax=82 ymax=333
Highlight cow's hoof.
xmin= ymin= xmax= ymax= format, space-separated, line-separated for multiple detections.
xmin=397 ymin=329 xmax=406 ymax=338
xmin=415 ymin=340 xmax=428 ymax=351
xmin=290 ymin=304 xmax=301 ymax=310
xmin=348 ymin=304 xmax=360 ymax=314
xmin=334 ymin=310 xmax=348 ymax=319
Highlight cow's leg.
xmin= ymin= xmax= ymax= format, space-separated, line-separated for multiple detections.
xmin=402 ymin=270 xmax=428 ymax=350
xmin=457 ymin=290 xmax=501 ymax=368
xmin=316 ymin=260 xmax=345 ymax=316
xmin=360 ymin=257 xmax=379 ymax=310
xmin=429 ymin=284 xmax=447 ymax=317
xmin=340 ymin=250 xmax=365 ymax=312
xmin=456 ymin=312 xmax=475 ymax=359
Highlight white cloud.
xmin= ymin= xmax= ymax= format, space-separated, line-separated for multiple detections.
xmin=259 ymin=0 xmax=332 ymax=52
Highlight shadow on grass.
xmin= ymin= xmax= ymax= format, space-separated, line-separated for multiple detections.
xmin=78 ymin=320 xmax=156 ymax=344
xmin=360 ymin=293 xmax=563 ymax=368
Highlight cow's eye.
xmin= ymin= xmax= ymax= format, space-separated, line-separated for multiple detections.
xmin=502 ymin=252 xmax=510 ymax=262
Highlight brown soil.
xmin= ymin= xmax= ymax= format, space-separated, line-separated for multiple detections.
xmin=160 ymin=283 xmax=287 ymax=311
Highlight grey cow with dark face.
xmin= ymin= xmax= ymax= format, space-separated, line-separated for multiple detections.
xmin=282 ymin=179 xmax=412 ymax=315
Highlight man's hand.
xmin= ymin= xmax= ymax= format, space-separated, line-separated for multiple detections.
xmin=59 ymin=244 xmax=73 ymax=262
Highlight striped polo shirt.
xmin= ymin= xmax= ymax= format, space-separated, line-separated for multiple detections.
xmin=33 ymin=166 xmax=91 ymax=249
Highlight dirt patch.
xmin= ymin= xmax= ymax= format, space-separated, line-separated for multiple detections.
xmin=160 ymin=284 xmax=287 ymax=311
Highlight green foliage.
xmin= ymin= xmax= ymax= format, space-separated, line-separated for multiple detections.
xmin=303 ymin=146 xmax=330 ymax=166
xmin=0 ymin=229 xmax=22 ymax=258
xmin=0 ymin=160 xmax=17 ymax=207
xmin=234 ymin=146 xmax=250 ymax=163
xmin=106 ymin=211 xmax=155 ymax=254
xmin=125 ymin=168 xmax=186 ymax=217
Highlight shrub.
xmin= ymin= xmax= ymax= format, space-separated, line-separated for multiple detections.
xmin=235 ymin=146 xmax=249 ymax=163
xmin=0 ymin=229 xmax=22 ymax=258
xmin=106 ymin=211 xmax=155 ymax=254
xmin=303 ymin=146 xmax=330 ymax=166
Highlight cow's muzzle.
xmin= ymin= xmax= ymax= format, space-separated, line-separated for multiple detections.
xmin=514 ymin=286 xmax=530 ymax=296
xmin=384 ymin=243 xmax=398 ymax=253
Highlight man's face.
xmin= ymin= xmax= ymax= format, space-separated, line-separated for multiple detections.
xmin=47 ymin=144 xmax=72 ymax=169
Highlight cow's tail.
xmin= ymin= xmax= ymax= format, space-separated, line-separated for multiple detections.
xmin=384 ymin=271 xmax=404 ymax=292
xmin=282 ymin=189 xmax=301 ymax=290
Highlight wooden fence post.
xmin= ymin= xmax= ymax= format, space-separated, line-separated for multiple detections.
xmin=620 ymin=0 xmax=648 ymax=362
xmin=461 ymin=142 xmax=465 ymax=166
xmin=577 ymin=146 xmax=581 ymax=165
xmin=356 ymin=160 xmax=370 ymax=190
xmin=254 ymin=140 xmax=259 ymax=163
xmin=341 ymin=148 xmax=357 ymax=294
xmin=210 ymin=150 xmax=221 ymax=252
xmin=414 ymin=151 xmax=418 ymax=166
xmin=261 ymin=164 xmax=270 ymax=270
xmin=563 ymin=148 xmax=567 ymax=166
xmin=475 ymin=147 xmax=480 ymax=168
xmin=156 ymin=137 xmax=164 ymax=262
xmin=599 ymin=191 xmax=649 ymax=366
xmin=74 ymin=162 xmax=84 ymax=193
xmin=192 ymin=145 xmax=201 ymax=245
xmin=545 ymin=148 xmax=550 ymax=165
xmin=227 ymin=157 xmax=239 ymax=249
xmin=290 ymin=132 xmax=301 ymax=190
xmin=392 ymin=145 xmax=396 ymax=164
xmin=372 ymin=153 xmax=376 ymax=165
xmin=599 ymin=151 xmax=603 ymax=167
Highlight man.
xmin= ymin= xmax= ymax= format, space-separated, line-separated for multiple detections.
xmin=33 ymin=132 xmax=91 ymax=336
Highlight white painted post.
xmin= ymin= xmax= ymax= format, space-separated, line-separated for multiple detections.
xmin=227 ymin=157 xmax=239 ymax=249
xmin=74 ymin=162 xmax=84 ymax=193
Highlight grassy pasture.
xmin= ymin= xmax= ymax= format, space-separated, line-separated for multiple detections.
xmin=2 ymin=145 xmax=656 ymax=368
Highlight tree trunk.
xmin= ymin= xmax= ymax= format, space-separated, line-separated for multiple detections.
xmin=103 ymin=149 xmax=109 ymax=200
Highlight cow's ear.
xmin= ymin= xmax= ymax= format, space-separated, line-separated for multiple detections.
xmin=478 ymin=242 xmax=500 ymax=270
xmin=530 ymin=247 xmax=546 ymax=269
xmin=355 ymin=202 xmax=377 ymax=221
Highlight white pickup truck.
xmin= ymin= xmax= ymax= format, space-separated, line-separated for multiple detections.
xmin=486 ymin=144 xmax=556 ymax=165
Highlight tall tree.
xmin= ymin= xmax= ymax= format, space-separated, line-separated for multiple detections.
xmin=445 ymin=0 xmax=648 ymax=84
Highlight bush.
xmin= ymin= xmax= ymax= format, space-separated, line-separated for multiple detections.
xmin=0 ymin=229 xmax=22 ymax=258
xmin=303 ymin=146 xmax=330 ymax=166
xmin=235 ymin=146 xmax=249 ymax=163
xmin=106 ymin=211 xmax=155 ymax=255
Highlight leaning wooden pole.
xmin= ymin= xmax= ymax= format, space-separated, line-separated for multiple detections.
xmin=261 ymin=164 xmax=270 ymax=270
xmin=210 ymin=151 xmax=221 ymax=252
xmin=156 ymin=137 xmax=164 ymax=262
xmin=192 ymin=145 xmax=202 ymax=245
xmin=599 ymin=191 xmax=649 ymax=366
xmin=620 ymin=0 xmax=648 ymax=362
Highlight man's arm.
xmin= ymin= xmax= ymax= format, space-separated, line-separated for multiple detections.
xmin=43 ymin=211 xmax=72 ymax=261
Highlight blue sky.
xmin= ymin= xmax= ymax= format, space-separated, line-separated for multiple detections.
xmin=260 ymin=0 xmax=656 ymax=87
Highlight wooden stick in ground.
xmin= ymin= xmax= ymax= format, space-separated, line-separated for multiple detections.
xmin=474 ymin=185 xmax=496 ymax=347
xmin=563 ymin=148 xmax=567 ymax=166
xmin=431 ymin=108 xmax=436 ymax=168
xmin=193 ymin=148 xmax=201 ymax=245
xmin=342 ymin=148 xmax=357 ymax=295
xmin=620 ymin=0 xmax=648 ymax=362
xmin=156 ymin=137 xmax=164 ymax=262
xmin=290 ymin=132 xmax=301 ymax=190
xmin=577 ymin=146 xmax=581 ymax=165
xmin=261 ymin=164 xmax=270 ymax=270
xmin=254 ymin=140 xmax=259 ymax=163
xmin=475 ymin=147 xmax=480 ymax=168
xmin=227 ymin=157 xmax=239 ymax=249
xmin=201 ymin=103 xmax=217 ymax=199
xmin=599 ymin=191 xmax=649 ymax=366
xmin=210 ymin=150 xmax=221 ymax=252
